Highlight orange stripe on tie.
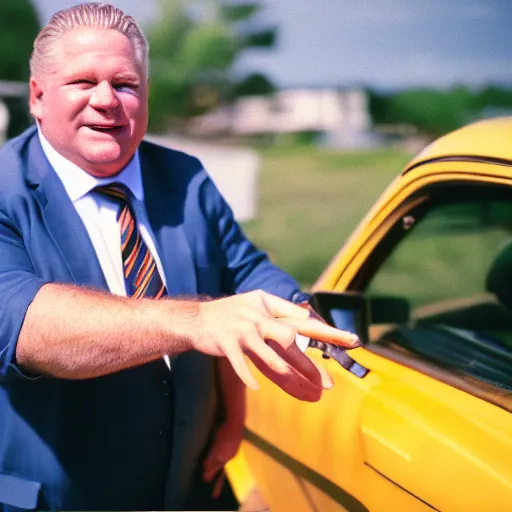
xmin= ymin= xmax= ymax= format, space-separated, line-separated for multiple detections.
xmin=94 ymin=183 xmax=167 ymax=300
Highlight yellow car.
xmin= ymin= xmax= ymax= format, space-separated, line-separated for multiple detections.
xmin=228 ymin=117 xmax=512 ymax=511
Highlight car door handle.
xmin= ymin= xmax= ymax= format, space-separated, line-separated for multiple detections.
xmin=308 ymin=339 xmax=370 ymax=378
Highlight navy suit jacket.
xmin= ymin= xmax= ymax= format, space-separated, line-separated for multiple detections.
xmin=0 ymin=127 xmax=300 ymax=510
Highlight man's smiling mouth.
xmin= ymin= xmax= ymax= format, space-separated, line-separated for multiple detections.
xmin=87 ymin=125 xmax=125 ymax=132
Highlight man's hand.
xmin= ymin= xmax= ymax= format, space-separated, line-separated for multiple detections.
xmin=189 ymin=290 xmax=359 ymax=392
xmin=200 ymin=291 xmax=354 ymax=496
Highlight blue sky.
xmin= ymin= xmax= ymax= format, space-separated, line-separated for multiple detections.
xmin=34 ymin=0 xmax=512 ymax=90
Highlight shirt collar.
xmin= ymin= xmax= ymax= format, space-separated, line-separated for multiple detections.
xmin=37 ymin=127 xmax=144 ymax=203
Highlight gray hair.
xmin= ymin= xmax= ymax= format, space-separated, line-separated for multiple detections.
xmin=30 ymin=2 xmax=149 ymax=78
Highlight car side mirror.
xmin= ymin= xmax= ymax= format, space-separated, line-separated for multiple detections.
xmin=309 ymin=291 xmax=369 ymax=344
xmin=308 ymin=291 xmax=370 ymax=378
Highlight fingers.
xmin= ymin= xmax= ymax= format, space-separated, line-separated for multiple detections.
xmin=203 ymin=452 xmax=222 ymax=483
xmin=193 ymin=291 xmax=351 ymax=396
xmin=212 ymin=470 xmax=225 ymax=498
xmin=246 ymin=334 xmax=334 ymax=401
xmin=307 ymin=354 xmax=334 ymax=389
xmin=224 ymin=343 xmax=259 ymax=391
xmin=257 ymin=316 xmax=297 ymax=350
xmin=202 ymin=416 xmax=243 ymax=492
xmin=244 ymin=333 xmax=291 ymax=375
xmin=203 ymin=455 xmax=226 ymax=498
xmin=268 ymin=341 xmax=321 ymax=386
xmin=269 ymin=341 xmax=333 ymax=390
xmin=260 ymin=291 xmax=311 ymax=320
xmin=202 ymin=460 xmax=225 ymax=498
xmin=203 ymin=454 xmax=225 ymax=486
xmin=256 ymin=291 xmax=359 ymax=348
xmin=247 ymin=333 xmax=331 ymax=402
xmin=281 ymin=316 xmax=360 ymax=348
xmin=301 ymin=303 xmax=326 ymax=323
xmin=248 ymin=348 xmax=323 ymax=402
xmin=226 ymin=324 xmax=337 ymax=399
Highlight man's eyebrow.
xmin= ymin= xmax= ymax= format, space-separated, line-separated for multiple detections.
xmin=112 ymin=73 xmax=141 ymax=83
xmin=58 ymin=69 xmax=141 ymax=79
xmin=60 ymin=70 xmax=92 ymax=81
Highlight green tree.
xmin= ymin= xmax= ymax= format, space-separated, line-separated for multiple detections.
xmin=146 ymin=0 xmax=277 ymax=131
xmin=0 ymin=0 xmax=40 ymax=137
xmin=370 ymin=86 xmax=476 ymax=137
xmin=474 ymin=85 xmax=512 ymax=111
xmin=0 ymin=0 xmax=39 ymax=81
xmin=233 ymin=72 xmax=276 ymax=97
xmin=370 ymin=84 xmax=512 ymax=137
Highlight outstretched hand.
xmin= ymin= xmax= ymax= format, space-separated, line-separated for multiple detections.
xmin=191 ymin=290 xmax=359 ymax=393
xmin=199 ymin=291 xmax=358 ymax=494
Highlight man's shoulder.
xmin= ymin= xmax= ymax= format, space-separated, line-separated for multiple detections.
xmin=140 ymin=138 xmax=205 ymax=177
xmin=0 ymin=125 xmax=37 ymax=160
xmin=139 ymin=138 xmax=231 ymax=220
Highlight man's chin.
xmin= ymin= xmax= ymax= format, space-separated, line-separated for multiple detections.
xmin=79 ymin=149 xmax=130 ymax=177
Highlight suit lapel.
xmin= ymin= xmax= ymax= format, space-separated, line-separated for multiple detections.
xmin=140 ymin=149 xmax=197 ymax=296
xmin=27 ymin=135 xmax=108 ymax=289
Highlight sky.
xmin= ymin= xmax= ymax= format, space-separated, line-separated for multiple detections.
xmin=34 ymin=0 xmax=512 ymax=91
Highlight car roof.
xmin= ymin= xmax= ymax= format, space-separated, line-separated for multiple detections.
xmin=404 ymin=116 xmax=512 ymax=175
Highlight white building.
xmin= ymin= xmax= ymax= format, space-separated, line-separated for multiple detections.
xmin=190 ymin=87 xmax=374 ymax=148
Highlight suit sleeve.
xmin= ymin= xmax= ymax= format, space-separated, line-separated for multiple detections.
xmin=0 ymin=209 xmax=48 ymax=377
xmin=198 ymin=175 xmax=302 ymax=299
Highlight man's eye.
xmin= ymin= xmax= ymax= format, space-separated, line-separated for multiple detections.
xmin=114 ymin=84 xmax=138 ymax=94
xmin=71 ymin=80 xmax=96 ymax=89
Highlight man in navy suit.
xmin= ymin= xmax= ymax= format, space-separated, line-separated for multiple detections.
xmin=0 ymin=3 xmax=358 ymax=511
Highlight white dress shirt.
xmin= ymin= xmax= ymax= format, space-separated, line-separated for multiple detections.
xmin=38 ymin=129 xmax=168 ymax=297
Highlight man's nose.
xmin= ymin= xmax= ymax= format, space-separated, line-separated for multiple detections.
xmin=89 ymin=81 xmax=120 ymax=110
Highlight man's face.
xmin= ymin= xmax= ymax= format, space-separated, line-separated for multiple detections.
xmin=30 ymin=27 xmax=148 ymax=178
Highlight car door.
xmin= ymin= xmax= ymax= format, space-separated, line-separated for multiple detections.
xmin=237 ymin=164 xmax=512 ymax=512
xmin=324 ymin=167 xmax=512 ymax=511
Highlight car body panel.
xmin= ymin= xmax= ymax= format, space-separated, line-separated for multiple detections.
xmin=405 ymin=116 xmax=512 ymax=172
xmin=236 ymin=347 xmax=512 ymax=511
xmin=228 ymin=117 xmax=512 ymax=511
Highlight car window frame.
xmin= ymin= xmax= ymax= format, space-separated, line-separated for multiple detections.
xmin=341 ymin=177 xmax=512 ymax=411
xmin=349 ymin=180 xmax=512 ymax=291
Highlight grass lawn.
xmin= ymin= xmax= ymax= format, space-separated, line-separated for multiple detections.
xmin=241 ymin=145 xmax=414 ymax=288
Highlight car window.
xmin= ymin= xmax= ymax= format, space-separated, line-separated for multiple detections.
xmin=361 ymin=183 xmax=512 ymax=392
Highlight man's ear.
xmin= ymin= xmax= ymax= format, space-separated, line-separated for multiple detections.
xmin=29 ymin=77 xmax=44 ymax=120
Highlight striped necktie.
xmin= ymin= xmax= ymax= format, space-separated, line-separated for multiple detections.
xmin=95 ymin=183 xmax=167 ymax=299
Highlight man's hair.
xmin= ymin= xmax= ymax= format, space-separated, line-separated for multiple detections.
xmin=30 ymin=2 xmax=149 ymax=78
